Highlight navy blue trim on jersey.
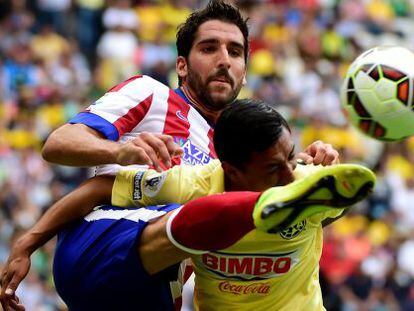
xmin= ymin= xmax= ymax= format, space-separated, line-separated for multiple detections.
xmin=53 ymin=204 xmax=181 ymax=311
xmin=174 ymin=88 xmax=191 ymax=105
xmin=69 ymin=112 xmax=119 ymax=141
xmin=174 ymin=88 xmax=215 ymax=128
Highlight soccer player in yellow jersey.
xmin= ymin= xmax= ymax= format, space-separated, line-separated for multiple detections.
xmin=109 ymin=102 xmax=374 ymax=310
xmin=109 ymin=160 xmax=373 ymax=311
xmin=1 ymin=100 xmax=375 ymax=310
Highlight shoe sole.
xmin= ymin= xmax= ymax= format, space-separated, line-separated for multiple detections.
xmin=254 ymin=165 xmax=376 ymax=233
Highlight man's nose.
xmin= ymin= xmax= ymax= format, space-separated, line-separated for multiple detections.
xmin=217 ymin=46 xmax=231 ymax=68
xmin=283 ymin=163 xmax=296 ymax=185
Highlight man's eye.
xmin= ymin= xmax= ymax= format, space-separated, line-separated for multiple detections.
xmin=270 ymin=165 xmax=280 ymax=172
xmin=229 ymin=49 xmax=242 ymax=57
xmin=202 ymin=47 xmax=215 ymax=53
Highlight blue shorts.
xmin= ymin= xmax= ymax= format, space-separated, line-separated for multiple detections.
xmin=53 ymin=204 xmax=181 ymax=311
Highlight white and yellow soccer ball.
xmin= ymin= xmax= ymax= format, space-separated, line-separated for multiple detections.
xmin=341 ymin=46 xmax=414 ymax=141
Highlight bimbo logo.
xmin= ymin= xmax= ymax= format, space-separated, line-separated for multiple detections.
xmin=218 ymin=281 xmax=271 ymax=295
xmin=202 ymin=251 xmax=298 ymax=280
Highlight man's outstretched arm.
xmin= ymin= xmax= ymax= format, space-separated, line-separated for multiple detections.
xmin=42 ymin=124 xmax=121 ymax=166
xmin=0 ymin=176 xmax=114 ymax=310
xmin=112 ymin=140 xmax=341 ymax=209
xmin=139 ymin=191 xmax=261 ymax=275
xmin=42 ymin=124 xmax=182 ymax=171
xmin=112 ymin=160 xmax=223 ymax=208
xmin=140 ymin=163 xmax=375 ymax=274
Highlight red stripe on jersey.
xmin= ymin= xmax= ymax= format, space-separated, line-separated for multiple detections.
xmin=174 ymin=297 xmax=182 ymax=311
xmin=183 ymin=265 xmax=194 ymax=284
xmin=163 ymin=90 xmax=192 ymax=166
xmin=113 ymin=94 xmax=153 ymax=137
xmin=207 ymin=128 xmax=217 ymax=159
xmin=107 ymin=75 xmax=142 ymax=92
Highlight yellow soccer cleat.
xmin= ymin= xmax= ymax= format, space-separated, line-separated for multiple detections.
xmin=253 ymin=164 xmax=376 ymax=233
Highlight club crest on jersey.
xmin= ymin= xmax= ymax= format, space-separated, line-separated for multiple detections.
xmin=143 ymin=172 xmax=167 ymax=197
xmin=133 ymin=171 xmax=145 ymax=200
xmin=279 ymin=220 xmax=307 ymax=240
xmin=174 ymin=138 xmax=212 ymax=165
xmin=202 ymin=251 xmax=299 ymax=280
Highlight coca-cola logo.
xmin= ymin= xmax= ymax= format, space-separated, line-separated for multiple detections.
xmin=218 ymin=281 xmax=271 ymax=295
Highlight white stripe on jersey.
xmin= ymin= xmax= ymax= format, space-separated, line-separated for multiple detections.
xmin=187 ymin=107 xmax=211 ymax=154
xmin=84 ymin=207 xmax=167 ymax=223
xmin=133 ymin=81 xmax=170 ymax=135
xmin=89 ymin=76 xmax=156 ymax=124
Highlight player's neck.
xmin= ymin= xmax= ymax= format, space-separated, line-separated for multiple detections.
xmin=180 ymin=85 xmax=220 ymax=124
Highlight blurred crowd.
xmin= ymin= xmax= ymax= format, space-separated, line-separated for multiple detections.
xmin=1 ymin=0 xmax=414 ymax=310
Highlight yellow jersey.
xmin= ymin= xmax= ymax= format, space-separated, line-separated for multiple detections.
xmin=112 ymin=160 xmax=343 ymax=310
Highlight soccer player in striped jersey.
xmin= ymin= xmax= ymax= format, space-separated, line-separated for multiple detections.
xmin=37 ymin=1 xmax=248 ymax=308
xmin=41 ymin=0 xmax=250 ymax=175
xmin=1 ymin=100 xmax=374 ymax=310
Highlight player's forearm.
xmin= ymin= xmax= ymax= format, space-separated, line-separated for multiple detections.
xmin=139 ymin=213 xmax=190 ymax=275
xmin=140 ymin=192 xmax=261 ymax=274
xmin=112 ymin=164 xmax=218 ymax=207
xmin=42 ymin=123 xmax=120 ymax=166
xmin=14 ymin=176 xmax=114 ymax=255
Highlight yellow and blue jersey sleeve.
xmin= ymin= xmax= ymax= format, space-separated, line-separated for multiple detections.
xmin=112 ymin=160 xmax=345 ymax=223
xmin=112 ymin=159 xmax=224 ymax=207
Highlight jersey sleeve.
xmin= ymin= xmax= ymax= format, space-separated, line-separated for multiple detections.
xmin=69 ymin=75 xmax=155 ymax=141
xmin=112 ymin=160 xmax=224 ymax=207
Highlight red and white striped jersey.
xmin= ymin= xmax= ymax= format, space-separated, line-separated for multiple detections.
xmin=69 ymin=74 xmax=216 ymax=309
xmin=69 ymin=75 xmax=217 ymax=175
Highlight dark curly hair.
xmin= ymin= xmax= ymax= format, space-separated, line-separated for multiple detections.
xmin=176 ymin=0 xmax=249 ymax=65
xmin=214 ymin=99 xmax=291 ymax=168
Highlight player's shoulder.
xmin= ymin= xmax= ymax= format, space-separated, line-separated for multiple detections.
xmin=173 ymin=159 xmax=221 ymax=175
xmin=105 ymin=74 xmax=171 ymax=96
xmin=196 ymin=159 xmax=222 ymax=175
xmin=171 ymin=160 xmax=223 ymax=188
xmin=147 ymin=75 xmax=171 ymax=86
xmin=138 ymin=75 xmax=171 ymax=91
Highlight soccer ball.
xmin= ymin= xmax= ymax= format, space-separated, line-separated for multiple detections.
xmin=341 ymin=46 xmax=414 ymax=141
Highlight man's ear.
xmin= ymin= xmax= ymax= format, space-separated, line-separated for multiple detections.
xmin=176 ymin=56 xmax=188 ymax=82
xmin=222 ymin=162 xmax=243 ymax=188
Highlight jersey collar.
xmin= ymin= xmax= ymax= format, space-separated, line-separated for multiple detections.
xmin=174 ymin=87 xmax=215 ymax=128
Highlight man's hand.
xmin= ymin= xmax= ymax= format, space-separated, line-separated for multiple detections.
xmin=116 ymin=133 xmax=183 ymax=171
xmin=298 ymin=140 xmax=340 ymax=166
xmin=0 ymin=242 xmax=30 ymax=311
xmin=0 ymin=290 xmax=24 ymax=311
